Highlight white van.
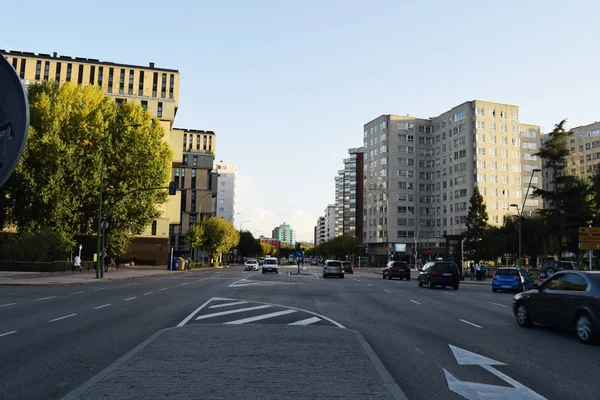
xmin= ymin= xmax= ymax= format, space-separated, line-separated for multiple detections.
xmin=262 ymin=257 xmax=279 ymax=274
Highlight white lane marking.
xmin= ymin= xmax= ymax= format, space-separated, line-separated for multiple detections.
xmin=181 ymin=282 xmax=188 ymax=286
xmin=48 ymin=313 xmax=77 ymax=323
xmin=94 ymin=287 xmax=107 ymax=291
xmin=195 ymin=305 xmax=272 ymax=320
xmin=124 ymin=297 xmax=136 ymax=301
xmin=488 ymin=301 xmax=508 ymax=308
xmin=288 ymin=316 xmax=321 ymax=326
xmin=368 ymin=284 xmax=373 ymax=287
xmin=356 ymin=279 xmax=361 ymax=282
xmin=0 ymin=330 xmax=18 ymax=338
xmin=36 ymin=296 xmax=57 ymax=301
xmin=384 ymin=290 xmax=392 ymax=294
xmin=0 ymin=303 xmax=17 ymax=308
xmin=160 ymin=288 xmax=168 ymax=291
xmin=209 ymin=301 xmax=249 ymax=309
xmin=177 ymin=297 xmax=236 ymax=327
xmin=312 ymin=272 xmax=319 ymax=279
xmin=127 ymin=283 xmax=137 ymax=286
xmin=442 ymin=291 xmax=456 ymax=296
xmin=70 ymin=291 xmax=85 ymax=295
xmin=144 ymin=292 xmax=154 ymax=296
xmin=460 ymin=319 xmax=483 ymax=329
xmin=225 ymin=309 xmax=297 ymax=325
xmin=410 ymin=300 xmax=422 ymax=305
xmin=93 ymin=303 xmax=111 ymax=310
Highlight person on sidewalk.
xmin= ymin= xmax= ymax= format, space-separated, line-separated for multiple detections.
xmin=469 ymin=262 xmax=475 ymax=280
xmin=475 ymin=262 xmax=481 ymax=281
xmin=481 ymin=263 xmax=486 ymax=281
xmin=73 ymin=255 xmax=82 ymax=272
xmin=110 ymin=256 xmax=116 ymax=271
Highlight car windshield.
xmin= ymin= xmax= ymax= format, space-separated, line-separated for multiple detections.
xmin=264 ymin=260 xmax=276 ymax=265
xmin=434 ymin=263 xmax=457 ymax=273
xmin=392 ymin=262 xmax=408 ymax=269
xmin=327 ymin=262 xmax=342 ymax=267
xmin=496 ymin=269 xmax=519 ymax=276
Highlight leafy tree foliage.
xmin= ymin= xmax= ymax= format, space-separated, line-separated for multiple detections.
xmin=186 ymin=223 xmax=205 ymax=259
xmin=260 ymin=242 xmax=277 ymax=257
xmin=463 ymin=186 xmax=489 ymax=262
xmin=200 ymin=217 xmax=240 ymax=266
xmin=0 ymin=228 xmax=72 ymax=262
xmin=313 ymin=235 xmax=357 ymax=260
xmin=236 ymin=231 xmax=262 ymax=258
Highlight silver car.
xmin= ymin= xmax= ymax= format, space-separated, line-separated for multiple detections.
xmin=244 ymin=259 xmax=259 ymax=271
xmin=323 ymin=260 xmax=344 ymax=279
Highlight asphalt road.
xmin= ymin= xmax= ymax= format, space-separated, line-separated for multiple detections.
xmin=1 ymin=264 xmax=599 ymax=399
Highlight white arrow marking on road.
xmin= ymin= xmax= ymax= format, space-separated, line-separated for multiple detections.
xmin=444 ymin=345 xmax=546 ymax=400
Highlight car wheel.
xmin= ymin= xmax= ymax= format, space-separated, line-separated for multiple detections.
xmin=546 ymin=268 xmax=555 ymax=276
xmin=340 ymin=274 xmax=344 ymax=279
xmin=492 ymin=288 xmax=497 ymax=292
xmin=575 ymin=313 xmax=595 ymax=344
xmin=516 ymin=303 xmax=532 ymax=328
xmin=406 ymin=277 xmax=410 ymax=281
xmin=418 ymin=278 xmax=423 ymax=287
xmin=387 ymin=275 xmax=392 ymax=280
xmin=428 ymin=279 xmax=434 ymax=289
xmin=382 ymin=274 xmax=386 ymax=279
xmin=453 ymin=285 xmax=459 ymax=290
xmin=442 ymin=285 xmax=446 ymax=289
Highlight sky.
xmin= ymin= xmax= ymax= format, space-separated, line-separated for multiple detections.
xmin=4 ymin=0 xmax=600 ymax=241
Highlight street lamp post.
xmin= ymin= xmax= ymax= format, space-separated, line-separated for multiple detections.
xmin=228 ymin=212 xmax=240 ymax=223
xmin=414 ymin=222 xmax=423 ymax=265
xmin=240 ymin=220 xmax=250 ymax=231
xmin=510 ymin=168 xmax=541 ymax=267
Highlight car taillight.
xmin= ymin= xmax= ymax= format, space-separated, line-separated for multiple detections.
xmin=515 ymin=274 xmax=522 ymax=281
xmin=431 ymin=271 xmax=441 ymax=276
xmin=493 ymin=276 xmax=497 ymax=280
xmin=452 ymin=271 xmax=459 ymax=276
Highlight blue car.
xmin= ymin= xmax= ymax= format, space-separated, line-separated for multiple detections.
xmin=492 ymin=267 xmax=534 ymax=292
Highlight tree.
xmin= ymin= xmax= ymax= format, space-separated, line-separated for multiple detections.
xmin=260 ymin=242 xmax=275 ymax=257
xmin=0 ymin=227 xmax=72 ymax=262
xmin=200 ymin=217 xmax=240 ymax=266
xmin=3 ymin=81 xmax=172 ymax=255
xmin=237 ymin=231 xmax=262 ymax=258
xmin=464 ymin=186 xmax=488 ymax=262
xmin=186 ymin=223 xmax=204 ymax=260
xmin=314 ymin=236 xmax=357 ymax=260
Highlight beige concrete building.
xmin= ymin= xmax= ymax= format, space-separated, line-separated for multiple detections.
xmin=363 ymin=100 xmax=542 ymax=261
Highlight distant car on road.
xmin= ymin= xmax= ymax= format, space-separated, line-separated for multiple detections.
xmin=513 ymin=271 xmax=600 ymax=344
xmin=323 ymin=260 xmax=344 ymax=278
xmin=417 ymin=261 xmax=459 ymax=290
xmin=262 ymin=257 xmax=278 ymax=274
xmin=311 ymin=259 xmax=319 ymax=266
xmin=539 ymin=260 xmax=580 ymax=282
xmin=342 ymin=261 xmax=354 ymax=274
xmin=257 ymin=258 xmax=265 ymax=266
xmin=382 ymin=261 xmax=410 ymax=280
xmin=244 ymin=258 xmax=259 ymax=271
xmin=492 ymin=267 xmax=534 ymax=292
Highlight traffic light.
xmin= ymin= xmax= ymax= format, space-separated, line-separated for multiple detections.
xmin=168 ymin=181 xmax=177 ymax=195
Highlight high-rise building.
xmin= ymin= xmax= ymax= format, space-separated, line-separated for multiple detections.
xmin=315 ymin=216 xmax=326 ymax=245
xmin=342 ymin=147 xmax=364 ymax=241
xmin=334 ymin=171 xmax=344 ymax=237
xmin=214 ymin=161 xmax=236 ymax=224
xmin=324 ymin=204 xmax=336 ymax=241
xmin=273 ymin=222 xmax=296 ymax=247
xmin=363 ymin=100 xmax=542 ymax=261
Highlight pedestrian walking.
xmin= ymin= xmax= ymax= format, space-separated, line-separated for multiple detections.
xmin=133 ymin=255 xmax=137 ymax=266
xmin=110 ymin=256 xmax=116 ymax=270
xmin=469 ymin=262 xmax=475 ymax=281
xmin=73 ymin=255 xmax=82 ymax=272
xmin=475 ymin=262 xmax=481 ymax=281
xmin=481 ymin=263 xmax=487 ymax=280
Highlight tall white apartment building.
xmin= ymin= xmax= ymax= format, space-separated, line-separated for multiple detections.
xmin=214 ymin=161 xmax=236 ymax=225
xmin=324 ymin=204 xmax=336 ymax=241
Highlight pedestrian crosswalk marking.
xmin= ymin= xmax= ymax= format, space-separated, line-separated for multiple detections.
xmin=288 ymin=316 xmax=321 ymax=326
xmin=195 ymin=304 xmax=272 ymax=320
xmin=225 ymin=309 xmax=297 ymax=325
xmin=209 ymin=301 xmax=249 ymax=309
xmin=229 ymin=278 xmax=300 ymax=288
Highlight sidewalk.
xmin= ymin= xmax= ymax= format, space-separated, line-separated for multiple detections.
xmin=0 ymin=265 xmax=230 ymax=286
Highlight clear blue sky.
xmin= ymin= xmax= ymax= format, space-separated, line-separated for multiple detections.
xmin=5 ymin=0 xmax=599 ymax=241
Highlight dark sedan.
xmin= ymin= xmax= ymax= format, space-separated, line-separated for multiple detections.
xmin=513 ymin=271 xmax=600 ymax=344
xmin=382 ymin=261 xmax=410 ymax=280
xmin=342 ymin=261 xmax=354 ymax=274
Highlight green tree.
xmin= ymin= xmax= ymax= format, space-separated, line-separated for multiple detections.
xmin=237 ymin=231 xmax=262 ymax=258
xmin=200 ymin=217 xmax=240 ymax=266
xmin=260 ymin=242 xmax=275 ymax=257
xmin=3 ymin=81 xmax=172 ymax=255
xmin=464 ymin=186 xmax=488 ymax=262
xmin=0 ymin=227 xmax=72 ymax=262
xmin=186 ymin=223 xmax=204 ymax=260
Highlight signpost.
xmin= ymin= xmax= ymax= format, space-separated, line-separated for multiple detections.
xmin=579 ymin=226 xmax=599 ymax=271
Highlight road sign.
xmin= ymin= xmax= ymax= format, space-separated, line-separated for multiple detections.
xmin=101 ymin=221 xmax=109 ymax=229
xmin=0 ymin=55 xmax=30 ymax=188
xmin=579 ymin=236 xmax=600 ymax=243
xmin=444 ymin=344 xmax=546 ymax=400
xmin=579 ymin=227 xmax=600 ymax=234
xmin=427 ymin=248 xmax=433 ymax=255
xmin=579 ymin=243 xmax=600 ymax=250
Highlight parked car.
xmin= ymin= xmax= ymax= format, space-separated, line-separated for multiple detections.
xmin=244 ymin=258 xmax=259 ymax=271
xmin=382 ymin=261 xmax=410 ymax=280
xmin=262 ymin=257 xmax=278 ymax=274
xmin=513 ymin=271 xmax=600 ymax=344
xmin=323 ymin=260 xmax=344 ymax=278
xmin=417 ymin=261 xmax=460 ymax=290
xmin=342 ymin=261 xmax=354 ymax=274
xmin=311 ymin=259 xmax=319 ymax=266
xmin=492 ymin=267 xmax=534 ymax=292
xmin=257 ymin=258 xmax=265 ymax=266
xmin=539 ymin=260 xmax=580 ymax=282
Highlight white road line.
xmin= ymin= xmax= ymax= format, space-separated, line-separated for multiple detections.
xmin=488 ymin=301 xmax=508 ymax=308
xmin=48 ymin=313 xmax=77 ymax=323
xmin=368 ymin=284 xmax=373 ymax=287
xmin=384 ymin=290 xmax=391 ymax=294
xmin=94 ymin=287 xmax=107 ymax=291
xmin=410 ymin=300 xmax=422 ymax=305
xmin=160 ymin=288 xmax=168 ymax=291
xmin=356 ymin=279 xmax=361 ymax=282
xmin=195 ymin=305 xmax=272 ymax=321
xmin=124 ymin=297 xmax=136 ymax=301
xmin=0 ymin=330 xmax=18 ymax=338
xmin=70 ymin=291 xmax=85 ymax=295
xmin=127 ymin=283 xmax=137 ymax=286
xmin=181 ymin=282 xmax=189 ymax=286
xmin=36 ymin=296 xmax=57 ymax=301
xmin=209 ymin=301 xmax=249 ymax=309
xmin=460 ymin=319 xmax=483 ymax=329
xmin=226 ymin=309 xmax=297 ymax=325
xmin=312 ymin=272 xmax=319 ymax=279
xmin=288 ymin=316 xmax=321 ymax=326
xmin=144 ymin=292 xmax=154 ymax=296
xmin=0 ymin=303 xmax=17 ymax=308
xmin=178 ymin=298 xmax=219 ymax=327
xmin=441 ymin=291 xmax=456 ymax=296
xmin=93 ymin=303 xmax=111 ymax=310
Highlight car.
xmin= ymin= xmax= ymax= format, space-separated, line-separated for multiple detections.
xmin=382 ymin=261 xmax=410 ymax=280
xmin=342 ymin=261 xmax=354 ymax=274
xmin=304 ymin=257 xmax=311 ymax=263
xmin=417 ymin=261 xmax=460 ymax=290
xmin=262 ymin=257 xmax=278 ymax=274
xmin=257 ymin=258 xmax=265 ymax=266
xmin=244 ymin=258 xmax=259 ymax=271
xmin=311 ymin=259 xmax=319 ymax=266
xmin=492 ymin=267 xmax=534 ymax=292
xmin=513 ymin=271 xmax=600 ymax=344
xmin=539 ymin=260 xmax=580 ymax=282
xmin=323 ymin=260 xmax=344 ymax=278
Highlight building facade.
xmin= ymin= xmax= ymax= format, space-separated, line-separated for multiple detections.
xmin=273 ymin=222 xmax=296 ymax=247
xmin=363 ymin=100 xmax=542 ymax=260
xmin=315 ymin=216 xmax=326 ymax=245
xmin=324 ymin=204 xmax=336 ymax=241
xmin=334 ymin=171 xmax=344 ymax=237
xmin=342 ymin=147 xmax=365 ymax=241
xmin=214 ymin=161 xmax=236 ymax=224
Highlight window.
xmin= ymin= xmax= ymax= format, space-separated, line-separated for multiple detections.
xmin=151 ymin=221 xmax=157 ymax=236
xmin=563 ymin=274 xmax=588 ymax=291
xmin=128 ymin=70 xmax=134 ymax=95
xmin=476 ymin=160 xmax=486 ymax=168
xmin=512 ymin=112 xmax=519 ymax=120
xmin=157 ymin=102 xmax=163 ymax=118
xmin=490 ymin=122 xmax=496 ymax=131
xmin=513 ymin=176 xmax=521 ymax=184
xmin=43 ymin=61 xmax=50 ymax=80
xmin=502 ymin=136 xmax=508 ymax=145
xmin=398 ymin=158 xmax=414 ymax=166
xmin=500 ymin=124 xmax=507 ymax=132
xmin=500 ymin=111 xmax=506 ymax=119
xmin=169 ymin=74 xmax=175 ymax=99
xmin=491 ymin=162 xmax=497 ymax=170
xmin=397 ymin=122 xmax=414 ymax=131
xmin=89 ymin=65 xmax=95 ymax=84
xmin=454 ymin=111 xmax=465 ymax=121
xmin=19 ymin=59 xmax=26 ymax=79
xmin=66 ymin=63 xmax=72 ymax=81
xmin=512 ymin=125 xmax=519 ymax=133
xmin=491 ymin=175 xmax=498 ymax=183
xmin=55 ymin=62 xmax=62 ymax=81
xmin=502 ymin=163 xmax=508 ymax=171
xmin=502 ymin=176 xmax=508 ymax=184
xmin=476 ymin=148 xmax=485 ymax=155
xmin=119 ymin=68 xmax=125 ymax=93
xmin=476 ymin=107 xmax=484 ymax=116
xmin=489 ymin=109 xmax=496 ymax=118
xmin=477 ymin=174 xmax=486 ymax=182
xmin=490 ymin=135 xmax=496 ymax=144
xmin=512 ymin=151 xmax=521 ymax=159
xmin=138 ymin=71 xmax=145 ymax=96
xmin=491 ymin=148 xmax=497 ymax=157
xmin=11 ymin=57 xmax=18 ymax=69
xmin=97 ymin=66 xmax=103 ymax=86
xmin=35 ymin=60 xmax=42 ymax=80
xmin=161 ymin=73 xmax=167 ymax=98
xmin=107 ymin=67 xmax=113 ymax=92
xmin=502 ymin=149 xmax=508 ymax=158
xmin=78 ymin=64 xmax=84 ymax=84
xmin=141 ymin=100 xmax=148 ymax=111
xmin=475 ymin=134 xmax=485 ymax=142
xmin=152 ymin=72 xmax=158 ymax=97
xmin=543 ymin=274 xmax=565 ymax=291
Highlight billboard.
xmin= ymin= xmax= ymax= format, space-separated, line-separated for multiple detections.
xmin=394 ymin=243 xmax=406 ymax=252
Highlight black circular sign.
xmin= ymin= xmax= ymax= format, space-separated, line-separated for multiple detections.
xmin=0 ymin=55 xmax=29 ymax=188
